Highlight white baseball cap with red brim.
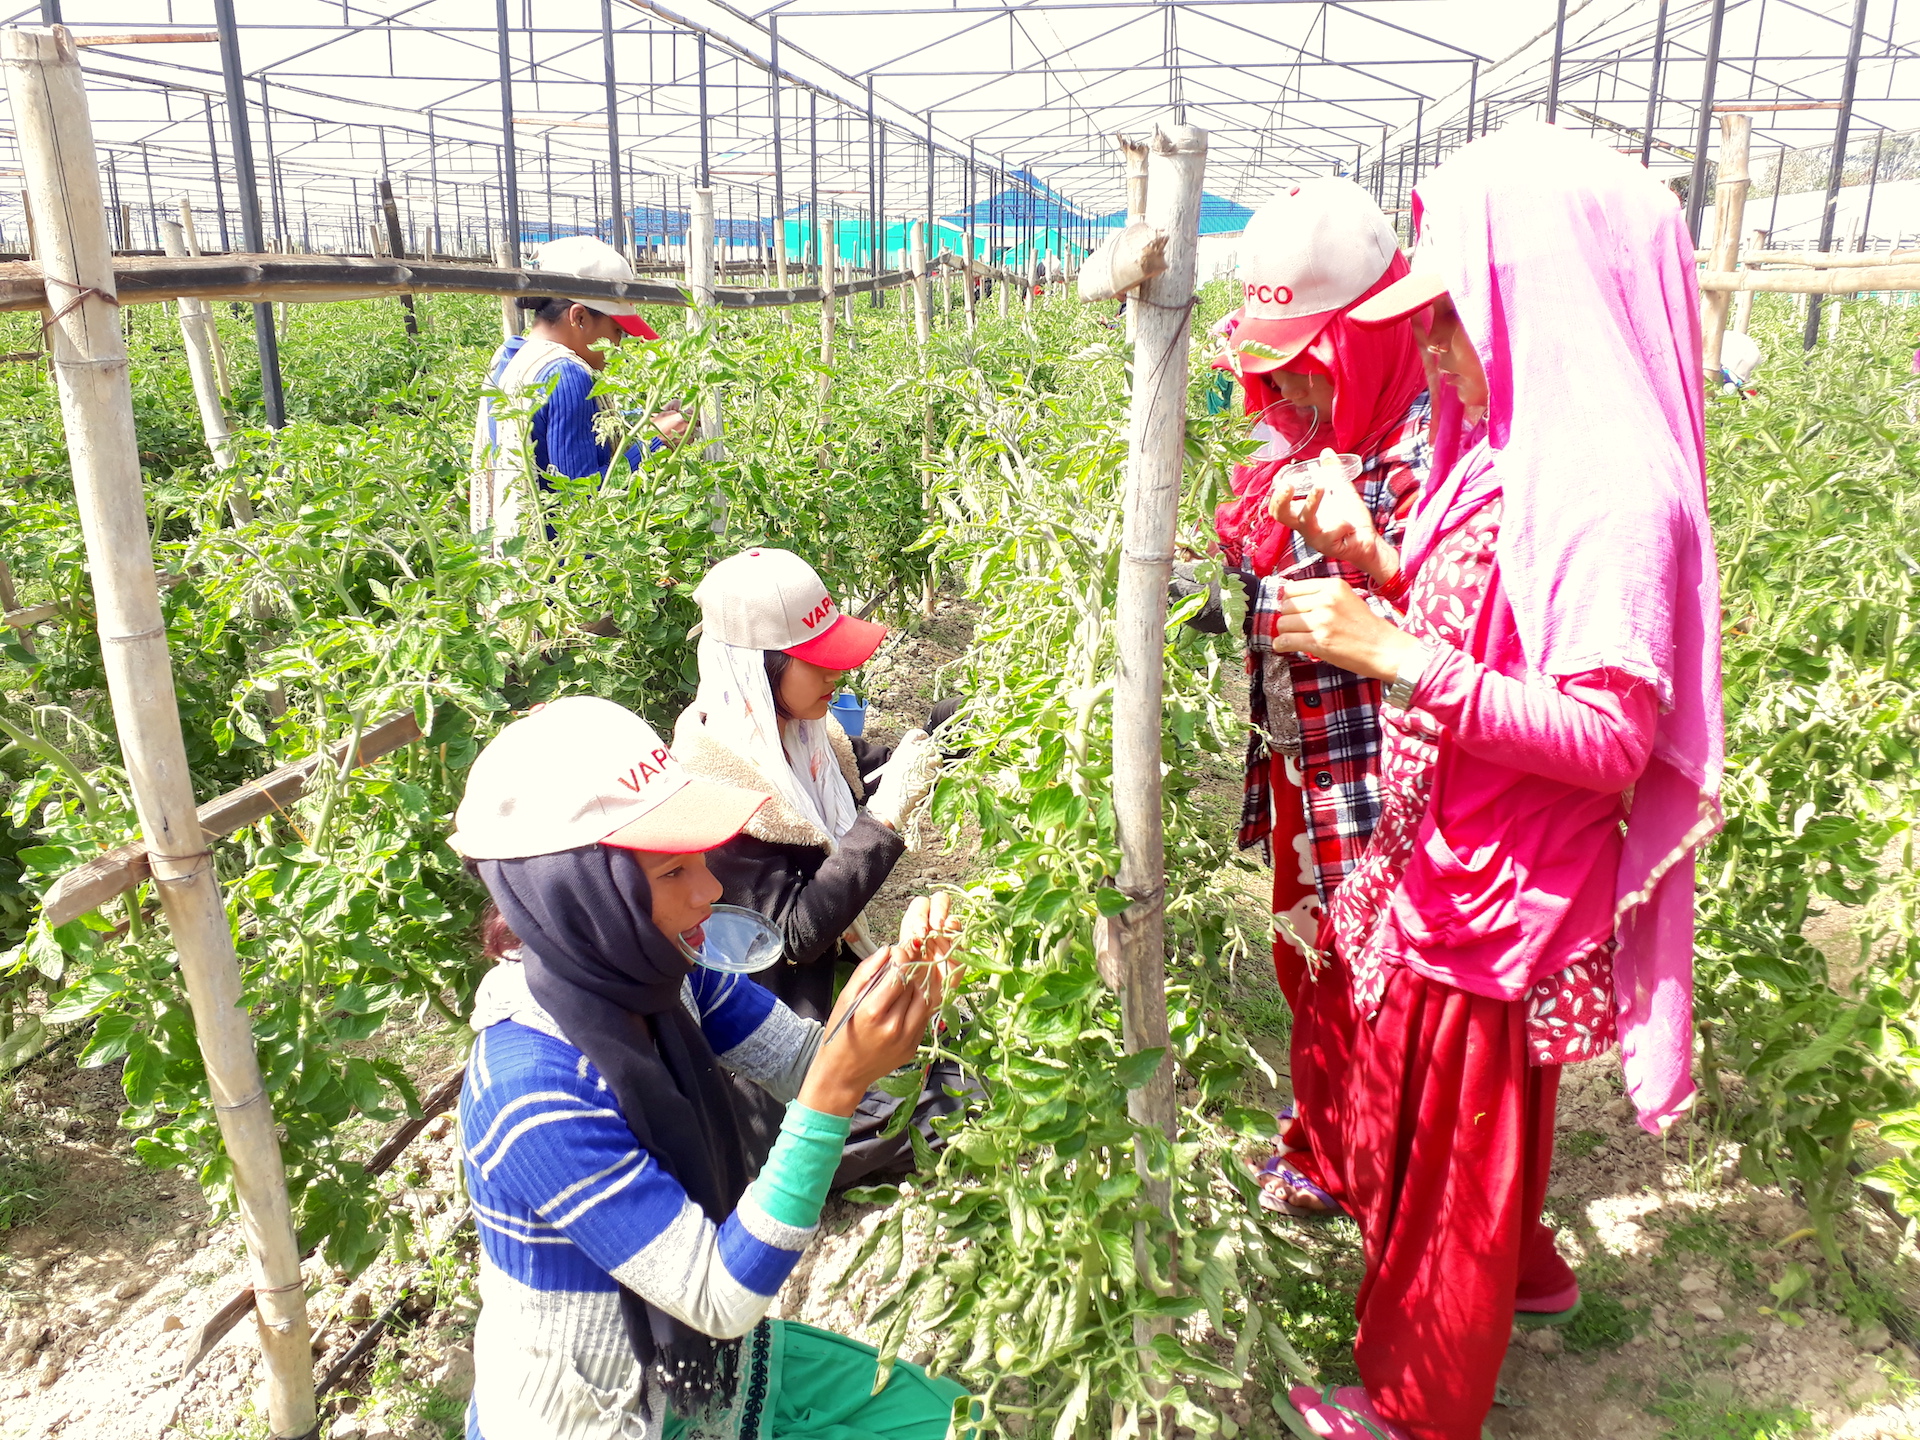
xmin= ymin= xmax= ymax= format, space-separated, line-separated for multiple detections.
xmin=1348 ymin=223 xmax=1453 ymax=329
xmin=1231 ymin=180 xmax=1399 ymax=373
xmin=531 ymin=235 xmax=661 ymax=341
xmin=692 ymin=547 xmax=887 ymax=671
xmin=451 ymin=696 xmax=766 ymax=860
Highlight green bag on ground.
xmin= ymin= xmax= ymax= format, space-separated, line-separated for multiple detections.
xmin=666 ymin=1319 xmax=971 ymax=1440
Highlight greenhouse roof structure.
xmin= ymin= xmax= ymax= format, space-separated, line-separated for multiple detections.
xmin=0 ymin=0 xmax=1914 ymax=265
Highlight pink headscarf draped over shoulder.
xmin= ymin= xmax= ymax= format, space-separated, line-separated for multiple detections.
xmin=1412 ymin=123 xmax=1725 ymax=1134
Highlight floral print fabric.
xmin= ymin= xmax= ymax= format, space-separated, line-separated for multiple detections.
xmin=1326 ymin=496 xmax=1615 ymax=1066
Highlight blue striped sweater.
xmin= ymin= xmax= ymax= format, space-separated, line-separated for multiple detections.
xmin=460 ymin=958 xmax=844 ymax=1440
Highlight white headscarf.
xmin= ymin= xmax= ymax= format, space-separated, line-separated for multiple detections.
xmin=689 ymin=633 xmax=859 ymax=848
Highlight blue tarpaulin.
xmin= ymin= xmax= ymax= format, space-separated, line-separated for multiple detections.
xmin=1089 ymin=191 xmax=1254 ymax=235
xmin=941 ymin=167 xmax=1091 ymax=232
xmin=776 ymin=205 xmax=969 ymax=270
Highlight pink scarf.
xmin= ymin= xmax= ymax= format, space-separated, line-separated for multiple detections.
xmin=1413 ymin=124 xmax=1724 ymax=1133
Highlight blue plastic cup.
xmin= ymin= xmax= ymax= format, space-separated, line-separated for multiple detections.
xmin=827 ymin=692 xmax=867 ymax=736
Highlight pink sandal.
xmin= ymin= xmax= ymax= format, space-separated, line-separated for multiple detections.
xmin=1286 ymin=1386 xmax=1412 ymax=1440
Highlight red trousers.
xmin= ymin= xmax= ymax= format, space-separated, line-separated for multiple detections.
xmin=1291 ymin=959 xmax=1573 ymax=1440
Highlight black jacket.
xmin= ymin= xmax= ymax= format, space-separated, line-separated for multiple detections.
xmin=673 ymin=713 xmax=903 ymax=1023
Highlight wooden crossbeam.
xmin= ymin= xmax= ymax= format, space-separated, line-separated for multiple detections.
xmin=41 ymin=710 xmax=423 ymax=928
xmin=0 ymin=251 xmax=996 ymax=315
xmin=1698 ymin=264 xmax=1920 ymax=294
xmin=72 ymin=31 xmax=218 ymax=46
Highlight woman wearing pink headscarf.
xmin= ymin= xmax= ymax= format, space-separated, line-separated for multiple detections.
xmin=1266 ymin=124 xmax=1724 ymax=1440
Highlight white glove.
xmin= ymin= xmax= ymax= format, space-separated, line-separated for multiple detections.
xmin=866 ymin=729 xmax=941 ymax=834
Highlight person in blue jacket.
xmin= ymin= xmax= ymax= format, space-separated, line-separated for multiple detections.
xmin=469 ymin=235 xmax=690 ymax=548
xmin=451 ymin=695 xmax=969 ymax=1440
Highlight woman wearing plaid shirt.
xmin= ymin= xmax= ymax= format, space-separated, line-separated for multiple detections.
xmin=1212 ymin=182 xmax=1432 ymax=1216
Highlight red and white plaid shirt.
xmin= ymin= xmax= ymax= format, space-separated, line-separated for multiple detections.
xmin=1238 ymin=392 xmax=1431 ymax=902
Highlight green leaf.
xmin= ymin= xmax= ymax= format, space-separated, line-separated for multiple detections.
xmin=340 ymin=1057 xmax=391 ymax=1117
xmin=122 ymin=1033 xmax=164 ymax=1107
xmin=1113 ymin=1046 xmax=1166 ymax=1091
xmin=399 ymin=882 xmax=452 ymax=923
xmin=1028 ymin=784 xmax=1077 ymax=831
xmin=81 ymin=1012 xmax=137 ymax=1068
xmin=45 ymin=971 xmax=124 ymax=1024
xmin=1147 ymin=1332 xmax=1240 ymax=1386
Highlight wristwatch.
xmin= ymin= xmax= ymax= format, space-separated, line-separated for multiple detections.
xmin=1383 ymin=642 xmax=1437 ymax=711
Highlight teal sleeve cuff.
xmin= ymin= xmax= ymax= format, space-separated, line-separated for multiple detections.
xmin=749 ymin=1102 xmax=853 ymax=1231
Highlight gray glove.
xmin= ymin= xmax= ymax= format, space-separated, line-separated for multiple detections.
xmin=866 ymin=729 xmax=940 ymax=834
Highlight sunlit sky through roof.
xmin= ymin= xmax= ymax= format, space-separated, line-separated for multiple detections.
xmin=0 ymin=1 xmax=1912 ymax=254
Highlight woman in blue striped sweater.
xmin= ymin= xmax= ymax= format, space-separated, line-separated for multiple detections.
xmin=450 ymin=695 xmax=967 ymax=1440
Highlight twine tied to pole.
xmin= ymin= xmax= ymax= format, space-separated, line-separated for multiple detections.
xmin=38 ymin=278 xmax=120 ymax=346
xmin=100 ymin=624 xmax=166 ymax=644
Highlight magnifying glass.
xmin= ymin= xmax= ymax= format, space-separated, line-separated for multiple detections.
xmin=684 ymin=904 xmax=785 ymax=974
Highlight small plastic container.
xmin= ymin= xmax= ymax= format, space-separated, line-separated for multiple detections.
xmin=1277 ymin=448 xmax=1364 ymax=500
xmin=827 ymin=691 xmax=868 ymax=736
xmin=695 ymin=905 xmax=785 ymax=974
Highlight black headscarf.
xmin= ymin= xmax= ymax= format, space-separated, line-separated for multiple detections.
xmin=476 ymin=845 xmax=753 ymax=1418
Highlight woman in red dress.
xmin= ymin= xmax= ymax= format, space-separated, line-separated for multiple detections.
xmin=1211 ymin=181 xmax=1431 ymax=1215
xmin=1268 ymin=124 xmax=1725 ymax=1440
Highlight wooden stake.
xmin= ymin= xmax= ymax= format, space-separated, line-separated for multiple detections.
xmin=1732 ymin=228 xmax=1764 ymax=334
xmin=962 ymin=232 xmax=977 ymax=335
xmin=0 ymin=556 xmax=33 ymax=657
xmin=161 ymin=218 xmax=284 ymax=714
xmin=1121 ymin=135 xmax=1149 ymax=344
xmin=379 ymin=176 xmax=420 ymax=337
xmin=177 ymin=197 xmax=231 ymax=398
xmin=1701 ymin=113 xmax=1750 ymax=382
xmin=494 ymin=233 xmax=521 ymax=340
xmin=1699 ymin=263 xmax=1920 ymax=295
xmin=2 ymin=27 xmax=315 ymax=1439
xmin=818 ymin=216 xmax=836 ymax=411
xmin=158 ymin=220 xmax=236 ymax=477
xmin=909 ymin=220 xmax=932 ymax=348
xmin=1095 ymin=117 xmax=1205 ymax=1282
xmin=689 ymin=188 xmax=726 ymax=478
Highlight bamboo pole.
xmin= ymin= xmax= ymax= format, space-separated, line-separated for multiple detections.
xmin=1701 ymin=113 xmax=1750 ymax=381
xmin=1735 ymin=248 xmax=1920 ymax=268
xmin=1121 ymin=135 xmax=1149 ymax=344
xmin=378 ymin=176 xmax=419 ymax=337
xmin=178 ymin=198 xmax=231 ymax=399
xmin=0 ymin=557 xmax=33 ymax=657
xmin=1698 ymin=264 xmax=1920 ymax=294
xmin=689 ymin=188 xmax=725 ymax=475
xmin=819 ymin=216 xmax=837 ymax=410
xmin=1732 ymin=228 xmax=1764 ymax=334
xmin=962 ymin=232 xmax=977 ymax=335
xmin=494 ymin=233 xmax=521 ymax=339
xmin=1095 ymin=119 xmax=1206 ymax=1291
xmin=158 ymin=221 xmax=235 ymax=477
xmin=1 ymin=27 xmax=316 ymax=1440
xmin=909 ymin=219 xmax=932 ymax=348
xmin=160 ymin=219 xmax=283 ymax=713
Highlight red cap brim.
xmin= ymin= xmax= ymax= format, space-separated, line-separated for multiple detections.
xmin=599 ymin=778 xmax=767 ymax=853
xmin=613 ymin=314 xmax=660 ymax=340
xmin=783 ymin=613 xmax=888 ymax=670
xmin=1348 ymin=271 xmax=1448 ymax=328
xmin=1231 ymin=311 xmax=1336 ymax=374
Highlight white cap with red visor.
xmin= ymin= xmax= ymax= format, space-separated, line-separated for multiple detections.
xmin=691 ymin=547 xmax=888 ymax=671
xmin=451 ymin=697 xmax=768 ymax=860
xmin=1230 ymin=180 xmax=1400 ymax=374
